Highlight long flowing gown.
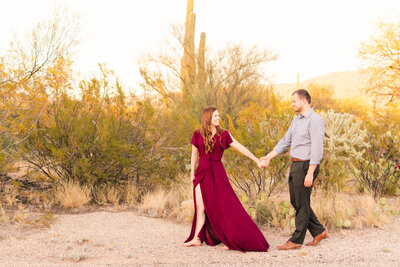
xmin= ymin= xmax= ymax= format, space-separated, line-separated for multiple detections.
xmin=184 ymin=130 xmax=269 ymax=252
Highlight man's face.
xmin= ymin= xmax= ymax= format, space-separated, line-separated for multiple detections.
xmin=292 ymin=93 xmax=305 ymax=113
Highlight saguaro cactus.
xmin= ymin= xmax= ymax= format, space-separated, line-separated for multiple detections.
xmin=197 ymin=32 xmax=206 ymax=88
xmin=181 ymin=0 xmax=196 ymax=96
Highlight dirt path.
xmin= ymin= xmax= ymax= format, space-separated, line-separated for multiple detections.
xmin=0 ymin=211 xmax=399 ymax=266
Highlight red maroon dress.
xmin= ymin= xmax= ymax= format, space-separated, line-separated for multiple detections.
xmin=184 ymin=130 xmax=269 ymax=252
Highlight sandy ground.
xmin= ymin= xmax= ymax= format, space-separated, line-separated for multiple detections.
xmin=0 ymin=211 xmax=399 ymax=266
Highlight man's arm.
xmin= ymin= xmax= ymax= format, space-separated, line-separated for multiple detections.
xmin=260 ymin=119 xmax=295 ymax=167
xmin=309 ymin=116 xmax=324 ymax=165
xmin=304 ymin=116 xmax=325 ymax=187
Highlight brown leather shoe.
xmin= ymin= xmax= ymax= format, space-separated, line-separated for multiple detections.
xmin=306 ymin=229 xmax=328 ymax=246
xmin=276 ymin=241 xmax=302 ymax=250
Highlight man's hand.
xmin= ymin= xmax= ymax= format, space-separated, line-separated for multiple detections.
xmin=304 ymin=173 xmax=313 ymax=187
xmin=258 ymin=158 xmax=270 ymax=168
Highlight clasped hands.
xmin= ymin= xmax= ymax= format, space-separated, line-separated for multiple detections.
xmin=256 ymin=156 xmax=314 ymax=187
xmin=257 ymin=156 xmax=271 ymax=169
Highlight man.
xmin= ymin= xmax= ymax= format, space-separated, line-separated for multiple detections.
xmin=260 ymin=89 xmax=328 ymax=250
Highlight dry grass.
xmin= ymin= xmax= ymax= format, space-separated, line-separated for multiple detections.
xmin=136 ymin=177 xmax=399 ymax=230
xmin=106 ymin=186 xmax=121 ymax=205
xmin=237 ymin=190 xmax=399 ymax=230
xmin=3 ymin=186 xmax=18 ymax=206
xmin=94 ymin=185 xmax=122 ymax=206
xmin=55 ymin=180 xmax=92 ymax=208
xmin=311 ymin=191 xmax=398 ymax=229
xmin=139 ymin=175 xmax=193 ymax=221
xmin=140 ymin=188 xmax=177 ymax=217
xmin=94 ymin=186 xmax=108 ymax=204
xmin=125 ymin=181 xmax=139 ymax=206
xmin=0 ymin=204 xmax=10 ymax=224
xmin=13 ymin=205 xmax=26 ymax=223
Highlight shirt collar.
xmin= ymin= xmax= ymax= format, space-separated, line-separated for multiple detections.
xmin=298 ymin=108 xmax=313 ymax=118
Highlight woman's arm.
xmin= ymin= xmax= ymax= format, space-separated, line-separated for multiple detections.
xmin=228 ymin=133 xmax=260 ymax=165
xmin=191 ymin=145 xmax=199 ymax=181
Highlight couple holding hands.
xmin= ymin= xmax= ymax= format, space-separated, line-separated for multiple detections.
xmin=183 ymin=89 xmax=328 ymax=252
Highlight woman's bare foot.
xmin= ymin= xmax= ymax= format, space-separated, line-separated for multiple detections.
xmin=220 ymin=245 xmax=230 ymax=251
xmin=183 ymin=237 xmax=202 ymax=247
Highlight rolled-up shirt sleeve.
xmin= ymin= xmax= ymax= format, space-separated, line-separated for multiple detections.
xmin=273 ymin=120 xmax=294 ymax=154
xmin=309 ymin=117 xmax=325 ymax=165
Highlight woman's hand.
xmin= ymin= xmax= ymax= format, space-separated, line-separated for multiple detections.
xmin=256 ymin=158 xmax=264 ymax=168
xmin=191 ymin=172 xmax=195 ymax=182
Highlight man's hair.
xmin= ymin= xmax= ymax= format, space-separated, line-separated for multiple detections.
xmin=292 ymin=89 xmax=311 ymax=104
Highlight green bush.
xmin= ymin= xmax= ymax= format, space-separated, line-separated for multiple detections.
xmin=18 ymin=68 xmax=173 ymax=198
xmin=224 ymin=103 xmax=292 ymax=202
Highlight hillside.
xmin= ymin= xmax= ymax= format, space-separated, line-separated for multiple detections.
xmin=274 ymin=70 xmax=370 ymax=100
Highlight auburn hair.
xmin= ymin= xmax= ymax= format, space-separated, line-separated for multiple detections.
xmin=200 ymin=106 xmax=224 ymax=154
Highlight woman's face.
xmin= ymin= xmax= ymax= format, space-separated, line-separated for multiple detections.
xmin=211 ymin=110 xmax=220 ymax=127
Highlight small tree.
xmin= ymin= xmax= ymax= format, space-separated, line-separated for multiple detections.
xmin=307 ymin=83 xmax=337 ymax=112
xmin=0 ymin=9 xmax=78 ymax=158
xmin=359 ymin=18 xmax=400 ymax=103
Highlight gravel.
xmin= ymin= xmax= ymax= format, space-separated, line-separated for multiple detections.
xmin=0 ymin=211 xmax=399 ymax=266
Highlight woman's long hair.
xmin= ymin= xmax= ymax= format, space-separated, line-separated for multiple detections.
xmin=200 ymin=106 xmax=224 ymax=154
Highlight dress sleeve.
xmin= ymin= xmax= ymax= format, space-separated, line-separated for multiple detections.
xmin=223 ymin=131 xmax=233 ymax=149
xmin=191 ymin=131 xmax=199 ymax=148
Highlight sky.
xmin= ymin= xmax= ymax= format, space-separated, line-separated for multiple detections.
xmin=1 ymin=0 xmax=400 ymax=94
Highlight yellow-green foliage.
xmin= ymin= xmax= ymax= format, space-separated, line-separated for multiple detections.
xmin=351 ymin=110 xmax=400 ymax=198
xmin=224 ymin=103 xmax=292 ymax=200
xmin=19 ymin=66 xmax=176 ymax=192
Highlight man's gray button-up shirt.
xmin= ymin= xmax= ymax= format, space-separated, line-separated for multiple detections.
xmin=273 ymin=108 xmax=324 ymax=165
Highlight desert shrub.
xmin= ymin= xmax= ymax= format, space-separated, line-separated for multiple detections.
xmin=224 ymin=103 xmax=292 ymax=202
xmin=350 ymin=128 xmax=400 ymax=198
xmin=252 ymin=196 xmax=295 ymax=228
xmin=19 ymin=67 xmax=175 ymax=196
xmin=319 ymin=110 xmax=369 ymax=191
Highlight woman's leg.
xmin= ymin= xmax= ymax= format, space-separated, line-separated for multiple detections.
xmin=193 ymin=184 xmax=206 ymax=238
xmin=184 ymin=184 xmax=206 ymax=246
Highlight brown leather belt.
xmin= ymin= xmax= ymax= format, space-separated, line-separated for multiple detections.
xmin=291 ymin=157 xmax=308 ymax=162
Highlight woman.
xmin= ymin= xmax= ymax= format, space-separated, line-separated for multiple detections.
xmin=183 ymin=106 xmax=269 ymax=252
